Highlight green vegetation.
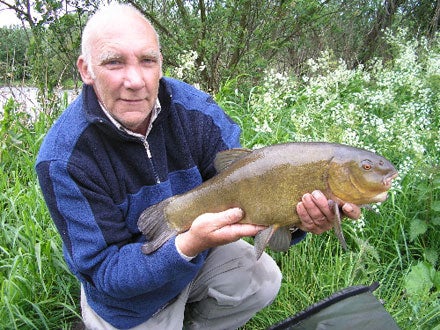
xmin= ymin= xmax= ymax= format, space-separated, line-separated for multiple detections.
xmin=1 ymin=0 xmax=439 ymax=328
xmin=1 ymin=0 xmax=440 ymax=91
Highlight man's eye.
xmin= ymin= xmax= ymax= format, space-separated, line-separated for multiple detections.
xmin=108 ymin=60 xmax=121 ymax=65
xmin=103 ymin=59 xmax=123 ymax=68
xmin=142 ymin=57 xmax=159 ymax=65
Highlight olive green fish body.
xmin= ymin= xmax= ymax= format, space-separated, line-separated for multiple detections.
xmin=166 ymin=156 xmax=330 ymax=231
xmin=138 ymin=142 xmax=398 ymax=258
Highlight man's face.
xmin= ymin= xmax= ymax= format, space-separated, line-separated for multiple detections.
xmin=78 ymin=15 xmax=162 ymax=135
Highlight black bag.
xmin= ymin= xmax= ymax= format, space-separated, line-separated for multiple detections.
xmin=268 ymin=282 xmax=400 ymax=330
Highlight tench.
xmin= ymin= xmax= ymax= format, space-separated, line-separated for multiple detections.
xmin=138 ymin=142 xmax=398 ymax=259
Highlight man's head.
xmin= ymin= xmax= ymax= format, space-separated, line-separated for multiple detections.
xmin=77 ymin=3 xmax=163 ymax=135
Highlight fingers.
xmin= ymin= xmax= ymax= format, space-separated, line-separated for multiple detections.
xmin=296 ymin=191 xmax=363 ymax=234
xmin=342 ymin=203 xmax=361 ymax=219
xmin=214 ymin=207 xmax=244 ymax=225
xmin=296 ymin=190 xmax=335 ymax=234
xmin=177 ymin=207 xmax=266 ymax=256
xmin=200 ymin=208 xmax=265 ymax=237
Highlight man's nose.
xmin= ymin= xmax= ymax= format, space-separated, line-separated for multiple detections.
xmin=124 ymin=65 xmax=145 ymax=89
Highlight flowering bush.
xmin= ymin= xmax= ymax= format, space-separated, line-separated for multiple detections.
xmin=217 ymin=29 xmax=440 ymax=330
xmin=221 ymin=28 xmax=439 ymax=184
xmin=167 ymin=50 xmax=205 ymax=90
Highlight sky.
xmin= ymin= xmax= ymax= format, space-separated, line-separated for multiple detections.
xmin=0 ymin=5 xmax=22 ymax=27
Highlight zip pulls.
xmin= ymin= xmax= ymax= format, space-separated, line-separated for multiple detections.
xmin=142 ymin=138 xmax=161 ymax=184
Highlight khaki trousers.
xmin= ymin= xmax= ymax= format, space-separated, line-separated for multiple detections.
xmin=81 ymin=239 xmax=282 ymax=330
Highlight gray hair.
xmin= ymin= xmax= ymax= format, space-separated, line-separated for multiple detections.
xmin=81 ymin=2 xmax=161 ymax=77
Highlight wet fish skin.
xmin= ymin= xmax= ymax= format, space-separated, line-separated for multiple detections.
xmin=138 ymin=142 xmax=398 ymax=259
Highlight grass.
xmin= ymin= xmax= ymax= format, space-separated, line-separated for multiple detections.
xmin=1 ymin=101 xmax=81 ymax=329
xmin=1 ymin=29 xmax=439 ymax=329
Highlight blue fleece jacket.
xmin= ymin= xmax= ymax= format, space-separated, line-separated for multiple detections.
xmin=36 ymin=77 xmax=305 ymax=328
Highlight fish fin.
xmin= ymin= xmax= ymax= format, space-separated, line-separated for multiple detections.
xmin=329 ymin=200 xmax=348 ymax=251
xmin=268 ymin=226 xmax=292 ymax=252
xmin=214 ymin=148 xmax=252 ymax=173
xmin=254 ymin=225 xmax=277 ymax=260
xmin=137 ymin=198 xmax=178 ymax=254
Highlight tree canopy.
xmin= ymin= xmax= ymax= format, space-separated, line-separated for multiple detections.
xmin=0 ymin=0 xmax=439 ymax=91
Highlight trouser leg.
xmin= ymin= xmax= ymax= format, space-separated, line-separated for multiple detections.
xmin=184 ymin=240 xmax=282 ymax=330
xmin=81 ymin=284 xmax=191 ymax=330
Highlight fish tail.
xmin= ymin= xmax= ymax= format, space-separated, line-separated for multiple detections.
xmin=329 ymin=200 xmax=348 ymax=250
xmin=137 ymin=198 xmax=178 ymax=254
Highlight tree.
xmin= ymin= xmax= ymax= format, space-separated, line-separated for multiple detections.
xmin=0 ymin=0 xmax=438 ymax=91
xmin=0 ymin=26 xmax=29 ymax=83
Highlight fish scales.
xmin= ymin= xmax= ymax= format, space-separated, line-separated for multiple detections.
xmin=138 ymin=142 xmax=398 ymax=259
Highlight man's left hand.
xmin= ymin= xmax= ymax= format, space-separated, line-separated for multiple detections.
xmin=296 ymin=190 xmax=361 ymax=234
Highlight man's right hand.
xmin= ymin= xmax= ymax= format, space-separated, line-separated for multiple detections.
xmin=175 ymin=208 xmax=266 ymax=258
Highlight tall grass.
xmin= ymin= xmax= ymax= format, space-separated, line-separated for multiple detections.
xmin=0 ymin=98 xmax=80 ymax=329
xmin=1 ymin=29 xmax=439 ymax=329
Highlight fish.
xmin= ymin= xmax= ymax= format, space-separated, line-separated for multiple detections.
xmin=137 ymin=142 xmax=398 ymax=259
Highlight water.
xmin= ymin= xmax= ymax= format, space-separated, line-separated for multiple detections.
xmin=0 ymin=86 xmax=78 ymax=120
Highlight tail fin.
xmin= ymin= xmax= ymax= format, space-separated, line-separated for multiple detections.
xmin=137 ymin=198 xmax=178 ymax=254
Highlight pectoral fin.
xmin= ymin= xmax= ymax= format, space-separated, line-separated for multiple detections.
xmin=254 ymin=226 xmax=277 ymax=260
xmin=268 ymin=226 xmax=292 ymax=252
xmin=329 ymin=200 xmax=348 ymax=251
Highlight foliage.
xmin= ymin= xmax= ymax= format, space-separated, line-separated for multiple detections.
xmin=215 ymin=30 xmax=440 ymax=329
xmin=27 ymin=12 xmax=84 ymax=93
xmin=1 ymin=0 xmax=440 ymax=91
xmin=0 ymin=26 xmax=29 ymax=83
xmin=0 ymin=98 xmax=80 ymax=329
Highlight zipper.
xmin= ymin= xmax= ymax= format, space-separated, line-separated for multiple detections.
xmin=142 ymin=138 xmax=161 ymax=184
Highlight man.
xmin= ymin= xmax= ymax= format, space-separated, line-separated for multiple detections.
xmin=36 ymin=4 xmax=360 ymax=329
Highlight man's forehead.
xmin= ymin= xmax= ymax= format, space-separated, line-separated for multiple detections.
xmin=89 ymin=14 xmax=159 ymax=52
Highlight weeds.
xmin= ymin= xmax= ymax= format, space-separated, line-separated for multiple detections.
xmin=1 ymin=29 xmax=439 ymax=329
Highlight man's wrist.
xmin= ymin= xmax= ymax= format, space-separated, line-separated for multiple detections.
xmin=175 ymin=233 xmax=198 ymax=261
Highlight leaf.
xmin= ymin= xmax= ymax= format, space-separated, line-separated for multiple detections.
xmin=433 ymin=271 xmax=440 ymax=292
xmin=409 ymin=219 xmax=428 ymax=241
xmin=425 ymin=248 xmax=439 ymax=267
xmin=405 ymin=262 xmax=434 ymax=297
xmin=431 ymin=201 xmax=440 ymax=213
xmin=432 ymin=217 xmax=440 ymax=226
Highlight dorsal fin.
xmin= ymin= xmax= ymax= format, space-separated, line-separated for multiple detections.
xmin=214 ymin=148 xmax=252 ymax=173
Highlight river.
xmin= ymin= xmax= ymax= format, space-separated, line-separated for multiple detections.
xmin=0 ymin=86 xmax=78 ymax=120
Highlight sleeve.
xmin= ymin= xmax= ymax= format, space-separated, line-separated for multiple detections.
xmin=291 ymin=229 xmax=307 ymax=245
xmin=192 ymin=97 xmax=242 ymax=180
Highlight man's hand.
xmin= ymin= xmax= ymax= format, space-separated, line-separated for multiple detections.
xmin=296 ymin=190 xmax=361 ymax=234
xmin=175 ymin=208 xmax=266 ymax=257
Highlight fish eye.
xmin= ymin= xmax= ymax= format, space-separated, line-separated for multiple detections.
xmin=361 ymin=160 xmax=373 ymax=170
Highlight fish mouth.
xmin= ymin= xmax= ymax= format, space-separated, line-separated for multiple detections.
xmin=382 ymin=171 xmax=398 ymax=187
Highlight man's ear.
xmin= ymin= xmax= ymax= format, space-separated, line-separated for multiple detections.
xmin=77 ymin=56 xmax=94 ymax=85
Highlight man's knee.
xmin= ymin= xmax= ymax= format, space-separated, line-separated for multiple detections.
xmin=253 ymin=251 xmax=282 ymax=308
